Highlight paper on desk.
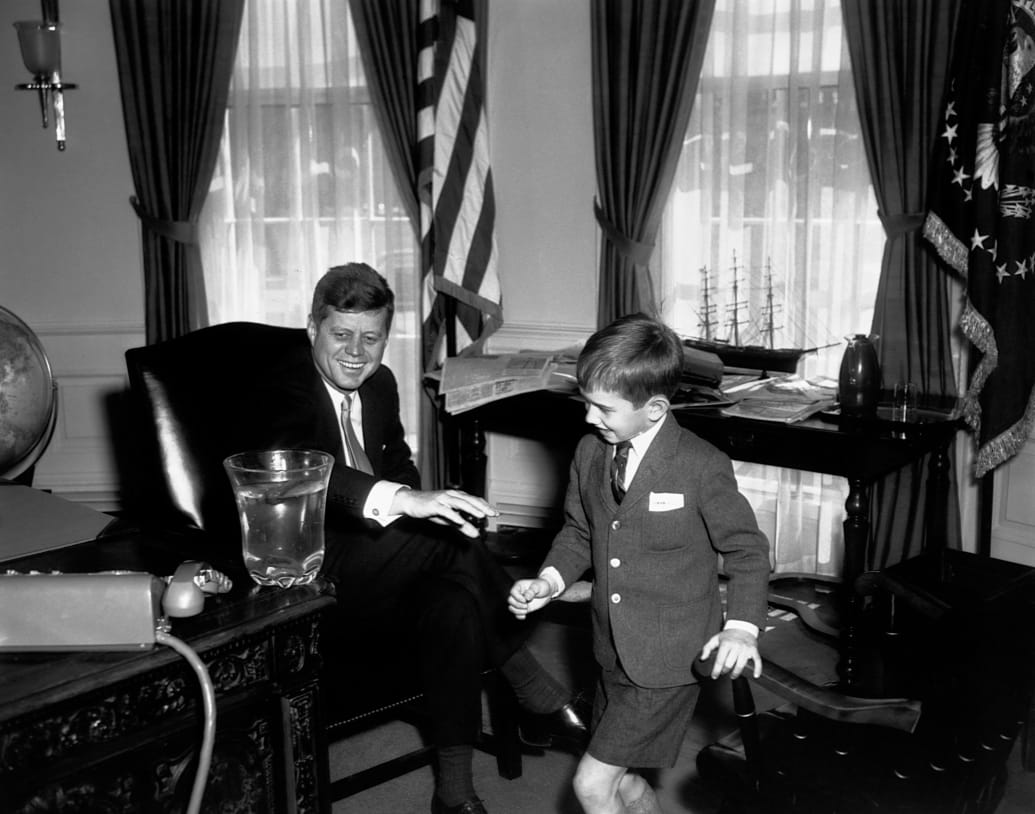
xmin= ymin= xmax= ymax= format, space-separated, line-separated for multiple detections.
xmin=720 ymin=375 xmax=837 ymax=423
xmin=441 ymin=353 xmax=566 ymax=414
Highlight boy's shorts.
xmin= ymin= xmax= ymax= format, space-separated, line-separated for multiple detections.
xmin=586 ymin=662 xmax=702 ymax=768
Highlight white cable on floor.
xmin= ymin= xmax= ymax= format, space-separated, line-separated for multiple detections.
xmin=156 ymin=630 xmax=217 ymax=814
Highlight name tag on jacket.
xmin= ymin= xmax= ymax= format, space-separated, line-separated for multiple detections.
xmin=649 ymin=492 xmax=684 ymax=512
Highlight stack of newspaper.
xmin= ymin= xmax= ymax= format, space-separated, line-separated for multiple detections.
xmin=439 ymin=353 xmax=577 ymax=414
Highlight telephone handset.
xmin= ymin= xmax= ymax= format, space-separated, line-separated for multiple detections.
xmin=162 ymin=561 xmax=233 ymax=617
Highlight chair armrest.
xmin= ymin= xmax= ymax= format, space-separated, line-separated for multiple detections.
xmin=577 ymin=577 xmax=924 ymax=736
xmin=694 ymin=654 xmax=922 ymax=734
xmin=750 ymin=660 xmax=922 ymax=733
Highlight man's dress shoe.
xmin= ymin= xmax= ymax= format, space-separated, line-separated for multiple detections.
xmin=518 ymin=699 xmax=590 ymax=753
xmin=431 ymin=796 xmax=488 ymax=814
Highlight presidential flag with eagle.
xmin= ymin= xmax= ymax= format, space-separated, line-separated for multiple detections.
xmin=924 ymin=0 xmax=1035 ymax=476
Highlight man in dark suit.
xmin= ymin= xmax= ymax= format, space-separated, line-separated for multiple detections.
xmin=252 ymin=263 xmax=585 ymax=814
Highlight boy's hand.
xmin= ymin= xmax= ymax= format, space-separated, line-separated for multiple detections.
xmin=700 ymin=628 xmax=762 ymax=679
xmin=508 ymin=578 xmax=554 ymax=619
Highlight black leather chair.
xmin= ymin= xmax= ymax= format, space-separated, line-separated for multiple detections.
xmin=123 ymin=321 xmax=522 ymax=801
xmin=697 ymin=550 xmax=1035 ymax=814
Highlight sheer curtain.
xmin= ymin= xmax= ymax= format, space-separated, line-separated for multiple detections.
xmin=658 ymin=0 xmax=884 ymax=577
xmin=199 ymin=0 xmax=421 ymax=454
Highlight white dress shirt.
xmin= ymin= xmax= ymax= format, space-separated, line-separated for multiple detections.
xmin=320 ymin=379 xmax=406 ymax=525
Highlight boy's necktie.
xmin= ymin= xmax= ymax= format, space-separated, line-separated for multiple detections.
xmin=611 ymin=440 xmax=631 ymax=503
xmin=341 ymin=394 xmax=374 ymax=475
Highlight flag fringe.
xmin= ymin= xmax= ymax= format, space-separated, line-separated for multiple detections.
xmin=958 ymin=294 xmax=1035 ymax=478
xmin=973 ymin=386 xmax=1035 ymax=478
xmin=922 ymin=211 xmax=969 ymax=278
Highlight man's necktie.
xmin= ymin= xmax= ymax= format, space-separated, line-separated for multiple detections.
xmin=341 ymin=393 xmax=374 ymax=475
xmin=611 ymin=440 xmax=631 ymax=503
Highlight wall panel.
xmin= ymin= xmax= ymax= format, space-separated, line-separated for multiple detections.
xmin=30 ymin=323 xmax=145 ymax=510
xmin=992 ymin=440 xmax=1035 ymax=566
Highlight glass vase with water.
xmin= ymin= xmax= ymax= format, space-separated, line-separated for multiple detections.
xmin=223 ymin=449 xmax=334 ymax=587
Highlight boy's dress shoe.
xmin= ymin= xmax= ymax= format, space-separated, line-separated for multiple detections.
xmin=431 ymin=796 xmax=487 ymax=814
xmin=518 ymin=698 xmax=590 ymax=753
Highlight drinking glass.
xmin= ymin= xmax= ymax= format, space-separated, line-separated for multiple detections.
xmin=893 ymin=382 xmax=919 ymax=423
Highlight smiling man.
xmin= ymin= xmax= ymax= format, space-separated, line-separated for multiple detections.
xmin=305 ymin=268 xmax=494 ymax=534
xmin=254 ymin=263 xmax=587 ymax=814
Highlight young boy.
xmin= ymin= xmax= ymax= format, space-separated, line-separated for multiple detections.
xmin=508 ymin=314 xmax=771 ymax=814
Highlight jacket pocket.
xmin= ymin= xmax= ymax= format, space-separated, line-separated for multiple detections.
xmin=640 ymin=505 xmax=691 ymax=552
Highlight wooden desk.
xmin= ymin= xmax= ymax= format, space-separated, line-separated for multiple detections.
xmin=0 ymin=532 xmax=335 ymax=814
xmin=448 ymin=391 xmax=962 ymax=688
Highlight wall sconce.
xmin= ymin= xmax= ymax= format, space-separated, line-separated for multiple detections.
xmin=14 ymin=0 xmax=75 ymax=151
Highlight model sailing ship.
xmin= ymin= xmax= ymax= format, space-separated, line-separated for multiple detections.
xmin=682 ymin=254 xmax=818 ymax=375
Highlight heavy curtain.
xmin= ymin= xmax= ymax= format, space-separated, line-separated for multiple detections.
xmin=198 ymin=0 xmax=421 ymax=459
xmin=349 ymin=0 xmax=419 ymax=231
xmin=591 ymin=0 xmax=716 ymax=327
xmin=109 ymin=0 xmax=244 ymax=345
xmin=658 ymin=0 xmax=884 ymax=578
xmin=843 ymin=0 xmax=963 ymax=568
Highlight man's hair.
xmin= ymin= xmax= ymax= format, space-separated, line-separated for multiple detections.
xmin=576 ymin=314 xmax=684 ymax=406
xmin=310 ymin=263 xmax=395 ymax=330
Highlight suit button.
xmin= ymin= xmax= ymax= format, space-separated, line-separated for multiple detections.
xmin=610 ymin=593 xmax=621 ymax=604
xmin=610 ymin=558 xmax=621 ymax=568
xmin=611 ymin=520 xmax=620 ymax=530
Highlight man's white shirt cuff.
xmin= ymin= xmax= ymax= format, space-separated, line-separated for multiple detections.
xmin=364 ymin=481 xmax=408 ymax=526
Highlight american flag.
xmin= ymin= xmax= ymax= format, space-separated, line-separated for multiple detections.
xmin=418 ymin=0 xmax=502 ymax=368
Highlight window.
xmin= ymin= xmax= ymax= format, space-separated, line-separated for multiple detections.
xmin=658 ymin=0 xmax=885 ymax=576
xmin=200 ymin=0 xmax=420 ymax=454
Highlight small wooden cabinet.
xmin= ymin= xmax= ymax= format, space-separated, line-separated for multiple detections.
xmin=0 ymin=535 xmax=335 ymax=814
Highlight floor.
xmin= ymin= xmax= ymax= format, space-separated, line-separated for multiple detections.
xmin=329 ymin=600 xmax=1035 ymax=811
xmin=328 ymin=597 xmax=1035 ymax=814
xmin=329 ymin=617 xmax=729 ymax=814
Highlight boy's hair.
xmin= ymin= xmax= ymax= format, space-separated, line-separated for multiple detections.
xmin=577 ymin=314 xmax=684 ymax=406
xmin=311 ymin=263 xmax=396 ymax=330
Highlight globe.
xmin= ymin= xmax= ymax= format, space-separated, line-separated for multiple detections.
xmin=0 ymin=306 xmax=58 ymax=481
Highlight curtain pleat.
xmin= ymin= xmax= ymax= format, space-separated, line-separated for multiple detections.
xmin=591 ymin=0 xmax=716 ymax=327
xmin=109 ymin=0 xmax=244 ymax=345
xmin=349 ymin=0 xmax=420 ymax=232
xmin=842 ymin=0 xmax=963 ymax=567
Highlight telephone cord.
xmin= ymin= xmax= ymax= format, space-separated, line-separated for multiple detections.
xmin=155 ymin=630 xmax=217 ymax=814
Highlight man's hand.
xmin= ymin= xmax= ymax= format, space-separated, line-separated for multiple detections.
xmin=508 ymin=578 xmax=554 ymax=619
xmin=699 ymin=628 xmax=762 ymax=679
xmin=390 ymin=488 xmax=499 ymax=538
